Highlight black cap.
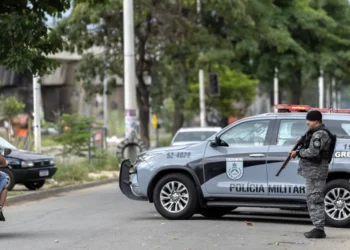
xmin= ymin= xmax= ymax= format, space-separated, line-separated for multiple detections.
xmin=306 ymin=110 xmax=322 ymax=122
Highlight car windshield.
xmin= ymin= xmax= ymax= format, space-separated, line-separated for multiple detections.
xmin=0 ymin=136 xmax=17 ymax=150
xmin=174 ymin=131 xmax=218 ymax=142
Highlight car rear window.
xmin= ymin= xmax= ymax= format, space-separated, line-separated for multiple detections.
xmin=173 ymin=131 xmax=217 ymax=142
xmin=276 ymin=118 xmax=350 ymax=146
xmin=323 ymin=120 xmax=350 ymax=138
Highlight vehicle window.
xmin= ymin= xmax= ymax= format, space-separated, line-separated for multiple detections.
xmin=277 ymin=120 xmax=307 ymax=146
xmin=323 ymin=120 xmax=350 ymax=138
xmin=0 ymin=136 xmax=17 ymax=150
xmin=220 ymin=120 xmax=270 ymax=147
xmin=173 ymin=131 xmax=218 ymax=142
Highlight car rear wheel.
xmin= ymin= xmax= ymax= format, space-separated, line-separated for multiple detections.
xmin=24 ymin=180 xmax=46 ymax=190
xmin=1 ymin=168 xmax=15 ymax=191
xmin=324 ymin=179 xmax=350 ymax=227
xmin=153 ymin=173 xmax=199 ymax=220
xmin=199 ymin=207 xmax=237 ymax=218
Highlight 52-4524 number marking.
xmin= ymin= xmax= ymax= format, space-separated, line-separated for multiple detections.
xmin=167 ymin=152 xmax=191 ymax=159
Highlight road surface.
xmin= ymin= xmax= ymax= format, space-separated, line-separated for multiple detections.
xmin=1 ymin=184 xmax=350 ymax=250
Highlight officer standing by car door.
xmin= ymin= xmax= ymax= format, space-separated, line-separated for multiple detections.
xmin=290 ymin=110 xmax=334 ymax=239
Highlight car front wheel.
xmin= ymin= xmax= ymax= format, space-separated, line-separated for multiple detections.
xmin=153 ymin=173 xmax=199 ymax=220
xmin=324 ymin=179 xmax=350 ymax=227
xmin=24 ymin=180 xmax=46 ymax=190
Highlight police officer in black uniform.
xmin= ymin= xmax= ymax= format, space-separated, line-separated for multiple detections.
xmin=290 ymin=110 xmax=334 ymax=239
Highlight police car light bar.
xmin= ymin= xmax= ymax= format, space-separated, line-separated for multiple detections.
xmin=275 ymin=104 xmax=350 ymax=114
xmin=275 ymin=104 xmax=310 ymax=112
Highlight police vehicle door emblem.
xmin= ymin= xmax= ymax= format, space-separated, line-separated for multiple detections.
xmin=226 ymin=158 xmax=243 ymax=180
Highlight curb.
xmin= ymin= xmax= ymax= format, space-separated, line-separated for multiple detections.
xmin=7 ymin=177 xmax=118 ymax=206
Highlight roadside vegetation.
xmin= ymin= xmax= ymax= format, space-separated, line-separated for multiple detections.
xmin=2 ymin=110 xmax=121 ymax=197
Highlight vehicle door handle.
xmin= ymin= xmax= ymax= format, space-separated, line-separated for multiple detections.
xmin=249 ymin=154 xmax=265 ymax=157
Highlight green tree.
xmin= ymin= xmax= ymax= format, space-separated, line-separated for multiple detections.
xmin=54 ymin=113 xmax=94 ymax=157
xmin=56 ymin=0 xmax=204 ymax=147
xmin=0 ymin=0 xmax=71 ymax=75
xmin=0 ymin=95 xmax=26 ymax=138
xmin=186 ymin=65 xmax=258 ymax=127
xmin=249 ymin=0 xmax=350 ymax=104
xmin=150 ymin=0 xmax=269 ymax=132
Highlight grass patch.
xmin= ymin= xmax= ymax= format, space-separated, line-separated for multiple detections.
xmin=41 ymin=135 xmax=60 ymax=147
xmin=54 ymin=160 xmax=90 ymax=182
xmin=8 ymin=191 xmax=25 ymax=197
xmin=159 ymin=136 xmax=172 ymax=147
xmin=53 ymin=153 xmax=120 ymax=183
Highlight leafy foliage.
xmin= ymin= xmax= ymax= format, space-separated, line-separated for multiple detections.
xmin=0 ymin=0 xmax=71 ymax=75
xmin=57 ymin=0 xmax=350 ymax=135
xmin=0 ymin=95 xmax=26 ymax=120
xmin=186 ymin=65 xmax=258 ymax=126
xmin=54 ymin=114 xmax=94 ymax=157
xmin=56 ymin=0 xmax=207 ymax=145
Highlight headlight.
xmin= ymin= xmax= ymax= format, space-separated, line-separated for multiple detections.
xmin=49 ymin=159 xmax=55 ymax=165
xmin=21 ymin=161 xmax=34 ymax=168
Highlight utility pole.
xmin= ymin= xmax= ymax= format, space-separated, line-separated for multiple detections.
xmin=123 ymin=0 xmax=138 ymax=160
xmin=199 ymin=69 xmax=206 ymax=127
xmin=103 ymin=77 xmax=108 ymax=130
xmin=337 ymin=82 xmax=342 ymax=108
xmin=102 ymin=35 xmax=109 ymax=133
xmin=318 ymin=68 xmax=324 ymax=108
xmin=273 ymin=67 xmax=279 ymax=113
xmin=332 ymin=77 xmax=337 ymax=109
xmin=33 ymin=76 xmax=41 ymax=152
xmin=197 ymin=0 xmax=206 ymax=127
xmin=326 ymin=82 xmax=330 ymax=108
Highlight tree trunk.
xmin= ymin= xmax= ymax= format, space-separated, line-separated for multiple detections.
xmin=218 ymin=116 xmax=228 ymax=128
xmin=139 ymin=104 xmax=150 ymax=148
xmin=172 ymin=106 xmax=184 ymax=136
xmin=136 ymin=86 xmax=150 ymax=148
xmin=289 ymin=68 xmax=302 ymax=104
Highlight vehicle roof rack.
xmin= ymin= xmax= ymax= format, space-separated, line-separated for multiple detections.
xmin=275 ymin=104 xmax=350 ymax=114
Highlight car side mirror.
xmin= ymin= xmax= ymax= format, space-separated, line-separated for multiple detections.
xmin=0 ymin=148 xmax=12 ymax=156
xmin=210 ymin=136 xmax=229 ymax=147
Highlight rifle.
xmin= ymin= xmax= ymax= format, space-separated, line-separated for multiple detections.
xmin=275 ymin=140 xmax=303 ymax=177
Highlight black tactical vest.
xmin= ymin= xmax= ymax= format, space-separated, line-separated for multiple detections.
xmin=300 ymin=124 xmax=336 ymax=164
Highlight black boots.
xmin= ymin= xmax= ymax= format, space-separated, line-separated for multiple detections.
xmin=304 ymin=228 xmax=326 ymax=238
xmin=0 ymin=206 xmax=5 ymax=221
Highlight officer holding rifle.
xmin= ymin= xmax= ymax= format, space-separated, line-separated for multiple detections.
xmin=289 ymin=110 xmax=335 ymax=239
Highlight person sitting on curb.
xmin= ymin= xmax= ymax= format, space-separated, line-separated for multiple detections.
xmin=0 ymin=155 xmax=9 ymax=221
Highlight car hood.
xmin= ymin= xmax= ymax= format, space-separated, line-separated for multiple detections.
xmin=140 ymin=141 xmax=207 ymax=156
xmin=172 ymin=141 xmax=202 ymax=146
xmin=142 ymin=145 xmax=191 ymax=154
xmin=6 ymin=150 xmax=54 ymax=161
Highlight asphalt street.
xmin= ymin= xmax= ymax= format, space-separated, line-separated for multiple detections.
xmin=1 ymin=183 xmax=350 ymax=250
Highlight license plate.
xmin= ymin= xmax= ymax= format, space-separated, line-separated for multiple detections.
xmin=39 ymin=170 xmax=49 ymax=177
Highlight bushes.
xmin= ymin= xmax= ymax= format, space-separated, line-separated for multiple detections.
xmin=54 ymin=113 xmax=94 ymax=157
xmin=159 ymin=136 xmax=172 ymax=147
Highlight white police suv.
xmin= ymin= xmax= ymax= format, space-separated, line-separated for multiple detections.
xmin=119 ymin=105 xmax=350 ymax=228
